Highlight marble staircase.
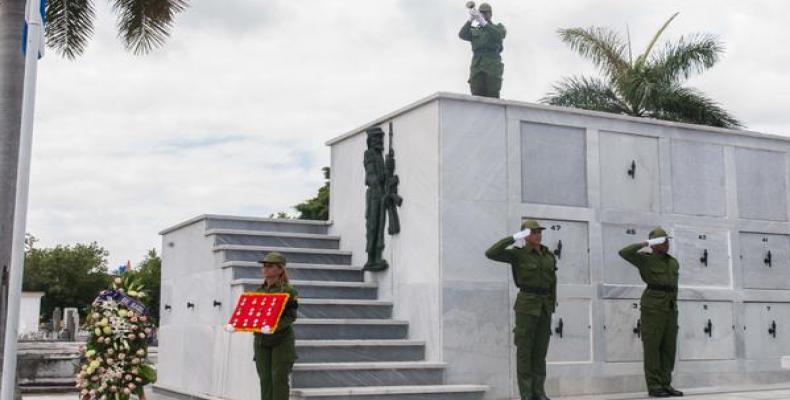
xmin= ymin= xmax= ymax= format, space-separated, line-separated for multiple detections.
xmin=213 ymin=218 xmax=488 ymax=400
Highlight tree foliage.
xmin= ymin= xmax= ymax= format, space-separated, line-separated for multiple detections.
xmin=43 ymin=0 xmax=188 ymax=59
xmin=294 ymin=167 xmax=330 ymax=221
xmin=124 ymin=249 xmax=161 ymax=323
xmin=23 ymin=235 xmax=111 ymax=319
xmin=543 ymin=13 xmax=741 ymax=128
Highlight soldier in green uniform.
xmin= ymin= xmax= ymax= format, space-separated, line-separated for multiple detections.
xmin=458 ymin=2 xmax=506 ymax=98
xmin=252 ymin=252 xmax=300 ymax=400
xmin=485 ymin=219 xmax=556 ymax=400
xmin=618 ymin=228 xmax=684 ymax=398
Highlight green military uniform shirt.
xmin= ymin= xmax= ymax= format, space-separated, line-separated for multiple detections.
xmin=485 ymin=237 xmax=557 ymax=316
xmin=619 ymin=244 xmax=679 ymax=311
xmin=458 ymin=20 xmax=506 ymax=80
xmin=252 ymin=282 xmax=299 ymax=346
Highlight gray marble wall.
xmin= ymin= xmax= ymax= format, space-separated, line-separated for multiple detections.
xmin=328 ymin=93 xmax=790 ymax=399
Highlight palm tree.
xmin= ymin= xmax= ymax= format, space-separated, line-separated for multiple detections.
xmin=542 ymin=13 xmax=741 ymax=129
xmin=0 ymin=0 xmax=187 ymax=389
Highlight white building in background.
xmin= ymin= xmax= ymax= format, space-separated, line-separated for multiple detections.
xmin=18 ymin=292 xmax=44 ymax=336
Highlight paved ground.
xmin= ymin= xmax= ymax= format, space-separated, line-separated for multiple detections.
xmin=21 ymin=384 xmax=790 ymax=400
xmin=554 ymin=383 xmax=790 ymax=400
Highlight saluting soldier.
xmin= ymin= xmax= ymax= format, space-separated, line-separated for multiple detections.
xmin=252 ymin=252 xmax=300 ymax=400
xmin=458 ymin=2 xmax=506 ymax=98
xmin=485 ymin=219 xmax=556 ymax=400
xmin=618 ymin=228 xmax=684 ymax=398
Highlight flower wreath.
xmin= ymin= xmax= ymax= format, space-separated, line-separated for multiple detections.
xmin=76 ymin=275 xmax=156 ymax=400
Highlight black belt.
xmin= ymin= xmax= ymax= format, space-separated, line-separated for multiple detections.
xmin=519 ymin=286 xmax=551 ymax=296
xmin=473 ymin=50 xmax=501 ymax=56
xmin=647 ymin=284 xmax=677 ymax=293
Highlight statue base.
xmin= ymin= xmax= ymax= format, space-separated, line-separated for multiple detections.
xmin=363 ymin=260 xmax=389 ymax=272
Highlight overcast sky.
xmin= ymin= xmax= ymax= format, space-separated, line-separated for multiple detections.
xmin=28 ymin=0 xmax=790 ymax=267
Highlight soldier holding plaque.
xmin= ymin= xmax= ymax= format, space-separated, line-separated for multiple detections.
xmin=251 ymin=252 xmax=299 ymax=400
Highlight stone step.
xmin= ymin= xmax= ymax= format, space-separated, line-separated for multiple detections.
xmin=292 ymin=361 xmax=446 ymax=389
xmin=208 ymin=229 xmax=341 ymax=250
xmin=221 ymin=261 xmax=364 ymax=282
xmin=290 ymin=385 xmax=488 ymax=400
xmin=294 ymin=319 xmax=408 ymax=340
xmin=215 ymin=245 xmax=352 ymax=265
xmin=203 ymin=215 xmax=330 ymax=235
xmin=19 ymin=378 xmax=77 ymax=394
xmin=233 ymin=279 xmax=378 ymax=300
xmin=299 ymin=299 xmax=392 ymax=319
xmin=296 ymin=340 xmax=425 ymax=363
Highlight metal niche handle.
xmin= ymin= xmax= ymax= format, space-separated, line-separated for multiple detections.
xmin=554 ymin=318 xmax=564 ymax=338
xmin=627 ymin=160 xmax=637 ymax=179
xmin=164 ymin=304 xmax=172 ymax=311
xmin=700 ymin=249 xmax=709 ymax=267
xmin=633 ymin=319 xmax=641 ymax=338
xmin=704 ymin=319 xmax=713 ymax=338
xmin=187 ymin=302 xmax=195 ymax=309
xmin=554 ymin=240 xmax=563 ymax=259
xmin=769 ymin=320 xmax=777 ymax=338
xmin=213 ymin=300 xmax=222 ymax=308
xmin=764 ymin=250 xmax=773 ymax=267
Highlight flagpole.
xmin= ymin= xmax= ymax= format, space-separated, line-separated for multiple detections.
xmin=0 ymin=0 xmax=42 ymax=397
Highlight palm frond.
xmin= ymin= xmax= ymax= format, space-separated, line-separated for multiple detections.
xmin=650 ymin=33 xmax=722 ymax=82
xmin=111 ymin=0 xmax=187 ymax=55
xmin=542 ymin=76 xmax=630 ymax=115
xmin=636 ymin=12 xmax=679 ymax=65
xmin=647 ymin=85 xmax=742 ymax=128
xmin=45 ymin=0 xmax=96 ymax=59
xmin=558 ymin=27 xmax=630 ymax=79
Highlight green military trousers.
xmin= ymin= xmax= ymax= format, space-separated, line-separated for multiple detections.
xmin=514 ymin=306 xmax=552 ymax=399
xmin=470 ymin=72 xmax=502 ymax=98
xmin=640 ymin=307 xmax=678 ymax=392
xmin=254 ymin=330 xmax=296 ymax=400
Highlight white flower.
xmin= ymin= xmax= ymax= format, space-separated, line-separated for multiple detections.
xmin=114 ymin=278 xmax=122 ymax=285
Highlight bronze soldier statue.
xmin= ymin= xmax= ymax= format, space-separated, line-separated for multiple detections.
xmin=364 ymin=128 xmax=388 ymax=271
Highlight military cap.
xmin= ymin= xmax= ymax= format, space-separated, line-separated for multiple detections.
xmin=479 ymin=3 xmax=492 ymax=12
xmin=648 ymin=227 xmax=668 ymax=239
xmin=366 ymin=127 xmax=385 ymax=137
xmin=521 ymin=219 xmax=546 ymax=231
xmin=259 ymin=252 xmax=287 ymax=265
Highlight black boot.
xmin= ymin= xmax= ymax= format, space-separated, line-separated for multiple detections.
xmin=648 ymin=388 xmax=671 ymax=398
xmin=664 ymin=387 xmax=684 ymax=397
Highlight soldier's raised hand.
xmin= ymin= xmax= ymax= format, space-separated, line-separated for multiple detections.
xmin=513 ymin=228 xmax=531 ymax=241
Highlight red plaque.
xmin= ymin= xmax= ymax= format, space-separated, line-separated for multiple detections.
xmin=226 ymin=292 xmax=290 ymax=333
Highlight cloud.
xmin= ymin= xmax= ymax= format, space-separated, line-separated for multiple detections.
xmin=28 ymin=0 xmax=790 ymax=264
